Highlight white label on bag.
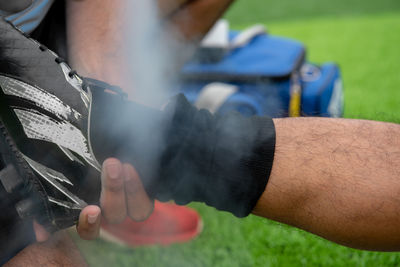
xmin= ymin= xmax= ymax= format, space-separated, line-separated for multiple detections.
xmin=328 ymin=79 xmax=344 ymax=118
xmin=195 ymin=83 xmax=238 ymax=114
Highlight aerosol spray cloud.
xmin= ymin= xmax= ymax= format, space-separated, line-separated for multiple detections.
xmin=123 ymin=0 xmax=186 ymax=107
xmin=109 ymin=0 xmax=183 ymax=191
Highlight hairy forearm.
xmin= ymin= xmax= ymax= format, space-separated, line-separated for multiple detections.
xmin=254 ymin=118 xmax=400 ymax=251
xmin=4 ymin=231 xmax=87 ymax=267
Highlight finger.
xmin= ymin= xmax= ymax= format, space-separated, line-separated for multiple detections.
xmin=33 ymin=220 xmax=50 ymax=242
xmin=76 ymin=205 xmax=101 ymax=240
xmin=100 ymin=158 xmax=127 ymax=224
xmin=123 ymin=164 xmax=154 ymax=221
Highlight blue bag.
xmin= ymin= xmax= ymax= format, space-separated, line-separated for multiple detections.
xmin=178 ymin=23 xmax=344 ymax=118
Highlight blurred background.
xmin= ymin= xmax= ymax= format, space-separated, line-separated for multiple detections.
xmin=73 ymin=0 xmax=400 ymax=266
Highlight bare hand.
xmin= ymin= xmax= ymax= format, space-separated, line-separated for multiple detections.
xmin=76 ymin=158 xmax=154 ymax=240
xmin=34 ymin=158 xmax=154 ymax=241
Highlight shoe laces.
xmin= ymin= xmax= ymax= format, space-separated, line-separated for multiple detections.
xmin=4 ymin=20 xmax=127 ymax=99
xmin=3 ymin=20 xmax=79 ymax=80
xmin=38 ymin=45 xmax=78 ymax=79
xmin=39 ymin=44 xmax=127 ymax=98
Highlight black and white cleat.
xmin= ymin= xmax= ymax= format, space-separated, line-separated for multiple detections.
xmin=0 ymin=18 xmax=102 ymax=234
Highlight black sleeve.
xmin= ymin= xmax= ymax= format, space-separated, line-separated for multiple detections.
xmin=90 ymin=91 xmax=276 ymax=217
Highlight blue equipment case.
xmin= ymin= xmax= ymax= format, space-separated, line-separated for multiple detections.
xmin=178 ymin=26 xmax=344 ymax=118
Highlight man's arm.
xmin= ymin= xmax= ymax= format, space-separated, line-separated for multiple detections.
xmin=254 ymin=118 xmax=400 ymax=251
xmin=66 ymin=0 xmax=400 ymax=252
xmin=77 ymin=116 xmax=400 ymax=252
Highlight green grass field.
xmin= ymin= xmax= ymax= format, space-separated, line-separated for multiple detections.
xmin=73 ymin=1 xmax=400 ymax=266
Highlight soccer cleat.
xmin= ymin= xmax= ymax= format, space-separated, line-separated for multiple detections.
xmin=0 ymin=18 xmax=103 ymax=232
